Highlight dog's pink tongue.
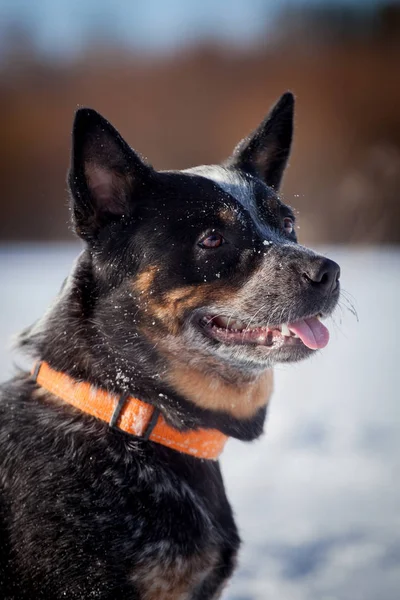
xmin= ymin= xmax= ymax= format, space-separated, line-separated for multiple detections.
xmin=288 ymin=317 xmax=329 ymax=349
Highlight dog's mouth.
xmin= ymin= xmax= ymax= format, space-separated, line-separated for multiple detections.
xmin=199 ymin=314 xmax=329 ymax=350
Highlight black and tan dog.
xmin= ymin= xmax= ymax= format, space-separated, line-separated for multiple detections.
xmin=0 ymin=93 xmax=340 ymax=599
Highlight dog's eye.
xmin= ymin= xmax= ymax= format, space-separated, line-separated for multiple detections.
xmin=283 ymin=217 xmax=294 ymax=235
xmin=199 ymin=233 xmax=225 ymax=249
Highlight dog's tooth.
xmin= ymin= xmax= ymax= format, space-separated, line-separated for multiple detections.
xmin=231 ymin=319 xmax=245 ymax=330
xmin=281 ymin=323 xmax=291 ymax=337
xmin=217 ymin=316 xmax=229 ymax=327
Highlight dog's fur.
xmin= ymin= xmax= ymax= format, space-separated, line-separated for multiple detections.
xmin=0 ymin=93 xmax=340 ymax=599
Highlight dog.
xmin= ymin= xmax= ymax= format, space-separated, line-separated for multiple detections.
xmin=0 ymin=92 xmax=340 ymax=599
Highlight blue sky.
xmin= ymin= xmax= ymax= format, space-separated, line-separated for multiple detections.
xmin=0 ymin=0 xmax=388 ymax=58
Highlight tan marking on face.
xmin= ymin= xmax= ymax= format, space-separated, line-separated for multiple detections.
xmin=131 ymin=550 xmax=220 ymax=600
xmin=134 ymin=265 xmax=160 ymax=296
xmin=151 ymin=286 xmax=208 ymax=332
xmin=134 ymin=270 xmax=235 ymax=335
xmin=218 ymin=206 xmax=237 ymax=225
xmin=158 ymin=286 xmax=199 ymax=317
xmin=144 ymin=282 xmax=241 ymax=335
xmin=167 ymin=363 xmax=273 ymax=420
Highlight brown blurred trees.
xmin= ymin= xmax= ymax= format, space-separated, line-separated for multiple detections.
xmin=1 ymin=6 xmax=400 ymax=243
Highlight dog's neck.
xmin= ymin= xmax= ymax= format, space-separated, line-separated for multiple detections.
xmin=18 ymin=252 xmax=270 ymax=441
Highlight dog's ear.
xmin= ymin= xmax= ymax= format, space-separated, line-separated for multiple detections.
xmin=227 ymin=92 xmax=294 ymax=191
xmin=68 ymin=108 xmax=152 ymax=240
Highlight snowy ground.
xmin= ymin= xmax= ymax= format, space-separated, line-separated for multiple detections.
xmin=0 ymin=245 xmax=399 ymax=599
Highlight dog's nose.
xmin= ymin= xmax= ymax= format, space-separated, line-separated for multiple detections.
xmin=303 ymin=258 xmax=340 ymax=294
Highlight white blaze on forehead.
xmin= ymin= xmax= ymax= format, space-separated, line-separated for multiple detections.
xmin=184 ymin=165 xmax=255 ymax=208
xmin=183 ymin=164 xmax=278 ymax=241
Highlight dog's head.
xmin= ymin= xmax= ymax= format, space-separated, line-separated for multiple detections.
xmin=68 ymin=93 xmax=340 ymax=385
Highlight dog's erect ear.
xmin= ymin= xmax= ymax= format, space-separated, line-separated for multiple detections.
xmin=227 ymin=92 xmax=294 ymax=191
xmin=68 ymin=108 xmax=152 ymax=240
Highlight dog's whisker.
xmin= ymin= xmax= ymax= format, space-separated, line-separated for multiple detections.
xmin=242 ymin=305 xmax=268 ymax=338
xmin=339 ymin=289 xmax=359 ymax=321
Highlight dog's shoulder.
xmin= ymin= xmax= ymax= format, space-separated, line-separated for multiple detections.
xmin=0 ymin=375 xmax=238 ymax=597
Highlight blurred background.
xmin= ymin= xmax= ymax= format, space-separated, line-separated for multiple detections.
xmin=0 ymin=1 xmax=399 ymax=599
xmin=1 ymin=0 xmax=400 ymax=242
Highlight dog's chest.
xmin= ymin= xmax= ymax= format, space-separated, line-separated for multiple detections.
xmin=129 ymin=545 xmax=221 ymax=600
xmin=0 ymin=386 xmax=240 ymax=599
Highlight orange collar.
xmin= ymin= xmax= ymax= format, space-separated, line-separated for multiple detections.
xmin=31 ymin=361 xmax=228 ymax=460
